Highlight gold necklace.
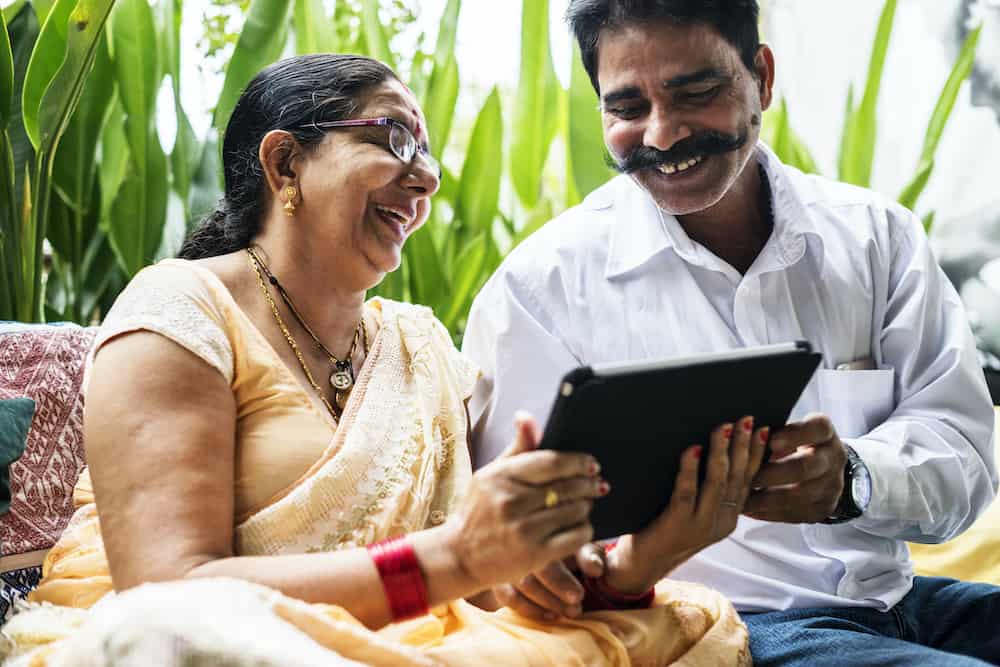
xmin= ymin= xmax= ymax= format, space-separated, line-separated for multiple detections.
xmin=246 ymin=248 xmax=367 ymax=420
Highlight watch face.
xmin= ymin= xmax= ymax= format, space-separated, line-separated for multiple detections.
xmin=852 ymin=464 xmax=872 ymax=511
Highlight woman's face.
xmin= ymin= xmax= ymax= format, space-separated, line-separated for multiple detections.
xmin=293 ymin=78 xmax=439 ymax=289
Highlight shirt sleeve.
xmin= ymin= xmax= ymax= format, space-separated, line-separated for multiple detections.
xmin=462 ymin=268 xmax=583 ymax=469
xmin=849 ymin=207 xmax=997 ymax=543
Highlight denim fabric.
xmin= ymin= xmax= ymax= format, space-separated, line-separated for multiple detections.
xmin=742 ymin=577 xmax=1000 ymax=666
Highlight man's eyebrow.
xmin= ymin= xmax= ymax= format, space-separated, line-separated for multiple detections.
xmin=664 ymin=67 xmax=727 ymax=88
xmin=601 ymin=86 xmax=643 ymax=107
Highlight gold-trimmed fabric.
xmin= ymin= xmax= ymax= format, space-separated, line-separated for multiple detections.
xmin=3 ymin=260 xmax=749 ymax=666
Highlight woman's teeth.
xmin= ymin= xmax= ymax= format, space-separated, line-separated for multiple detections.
xmin=656 ymin=154 xmax=705 ymax=175
xmin=375 ymin=205 xmax=409 ymax=228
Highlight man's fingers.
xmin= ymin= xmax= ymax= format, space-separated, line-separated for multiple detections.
xmin=535 ymin=560 xmax=585 ymax=606
xmin=744 ymin=479 xmax=841 ymax=522
xmin=752 ymin=446 xmax=826 ymax=488
xmin=768 ymin=414 xmax=836 ymax=456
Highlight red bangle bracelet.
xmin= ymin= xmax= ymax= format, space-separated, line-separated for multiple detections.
xmin=367 ymin=536 xmax=430 ymax=621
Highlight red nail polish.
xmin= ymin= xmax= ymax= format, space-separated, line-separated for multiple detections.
xmin=598 ymin=481 xmax=610 ymax=495
xmin=743 ymin=417 xmax=754 ymax=432
xmin=722 ymin=425 xmax=733 ymax=439
xmin=760 ymin=427 xmax=770 ymax=442
xmin=692 ymin=445 xmax=702 ymax=460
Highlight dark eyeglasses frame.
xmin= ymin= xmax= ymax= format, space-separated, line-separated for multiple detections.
xmin=311 ymin=117 xmax=441 ymax=178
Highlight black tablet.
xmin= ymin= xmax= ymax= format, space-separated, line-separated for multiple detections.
xmin=539 ymin=341 xmax=822 ymax=541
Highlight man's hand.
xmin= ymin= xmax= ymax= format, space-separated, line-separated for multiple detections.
xmin=743 ymin=414 xmax=847 ymax=523
xmin=492 ymin=543 xmax=606 ymax=621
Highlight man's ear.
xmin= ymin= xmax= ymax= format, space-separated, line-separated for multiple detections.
xmin=258 ymin=130 xmax=301 ymax=198
xmin=754 ymin=45 xmax=776 ymax=112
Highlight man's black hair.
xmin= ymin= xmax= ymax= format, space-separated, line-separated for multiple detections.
xmin=565 ymin=0 xmax=761 ymax=93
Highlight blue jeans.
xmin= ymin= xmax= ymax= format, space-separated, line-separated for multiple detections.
xmin=741 ymin=577 xmax=1000 ymax=666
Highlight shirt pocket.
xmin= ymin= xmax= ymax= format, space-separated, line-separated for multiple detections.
xmin=815 ymin=368 xmax=895 ymax=439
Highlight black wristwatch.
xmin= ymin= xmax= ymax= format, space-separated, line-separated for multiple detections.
xmin=825 ymin=444 xmax=872 ymax=523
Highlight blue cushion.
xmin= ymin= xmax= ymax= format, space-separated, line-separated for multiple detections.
xmin=0 ymin=398 xmax=35 ymax=516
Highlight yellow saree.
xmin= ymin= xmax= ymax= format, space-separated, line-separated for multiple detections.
xmin=2 ymin=261 xmax=749 ymax=666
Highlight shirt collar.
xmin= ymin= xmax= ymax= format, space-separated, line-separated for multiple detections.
xmin=602 ymin=141 xmax=826 ymax=280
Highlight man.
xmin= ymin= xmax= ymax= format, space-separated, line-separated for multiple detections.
xmin=462 ymin=1 xmax=1000 ymax=664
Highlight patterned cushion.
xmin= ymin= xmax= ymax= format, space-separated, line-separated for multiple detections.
xmin=0 ymin=325 xmax=96 ymax=556
xmin=0 ymin=565 xmax=41 ymax=621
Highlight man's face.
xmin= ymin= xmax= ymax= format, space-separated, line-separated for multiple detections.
xmin=597 ymin=20 xmax=773 ymax=215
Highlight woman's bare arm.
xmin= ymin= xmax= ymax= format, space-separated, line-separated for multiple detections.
xmin=86 ymin=333 xmax=601 ymax=629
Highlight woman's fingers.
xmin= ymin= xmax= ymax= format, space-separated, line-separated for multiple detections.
xmin=494 ymin=583 xmax=564 ymax=622
xmin=516 ymin=571 xmax=582 ymax=618
xmin=747 ymin=426 xmax=770 ymax=484
xmin=695 ymin=422 xmax=733 ymax=518
xmin=665 ymin=445 xmax=701 ymax=519
xmin=501 ymin=449 xmax=600 ymax=486
xmin=498 ymin=411 xmax=543 ymax=459
xmin=725 ymin=416 xmax=753 ymax=499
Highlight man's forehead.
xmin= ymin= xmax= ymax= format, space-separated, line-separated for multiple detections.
xmin=596 ymin=21 xmax=737 ymax=91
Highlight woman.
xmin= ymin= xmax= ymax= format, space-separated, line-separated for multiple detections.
xmin=2 ymin=54 xmax=766 ymax=666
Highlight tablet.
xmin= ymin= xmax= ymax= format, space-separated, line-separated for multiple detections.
xmin=539 ymin=341 xmax=822 ymax=541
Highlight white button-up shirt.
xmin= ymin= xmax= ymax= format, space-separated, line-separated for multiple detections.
xmin=462 ymin=142 xmax=997 ymax=612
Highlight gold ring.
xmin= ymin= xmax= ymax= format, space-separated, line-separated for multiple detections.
xmin=544 ymin=489 xmax=560 ymax=508
xmin=721 ymin=501 xmax=739 ymax=508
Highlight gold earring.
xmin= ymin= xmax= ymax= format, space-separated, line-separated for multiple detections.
xmin=283 ymin=186 xmax=297 ymax=216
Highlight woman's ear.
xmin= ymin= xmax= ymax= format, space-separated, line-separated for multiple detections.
xmin=259 ymin=130 xmax=301 ymax=199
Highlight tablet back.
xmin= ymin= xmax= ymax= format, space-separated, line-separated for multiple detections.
xmin=540 ymin=347 xmax=822 ymax=541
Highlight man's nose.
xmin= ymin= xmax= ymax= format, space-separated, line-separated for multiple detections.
xmin=642 ymin=107 xmax=693 ymax=152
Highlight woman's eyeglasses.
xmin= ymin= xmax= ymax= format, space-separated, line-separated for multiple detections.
xmin=312 ymin=117 xmax=441 ymax=179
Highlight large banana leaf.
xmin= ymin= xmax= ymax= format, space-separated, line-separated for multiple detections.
xmin=567 ymin=40 xmax=612 ymax=203
xmin=763 ymin=98 xmax=819 ymax=175
xmin=898 ymin=24 xmax=981 ymax=212
xmin=213 ymin=0 xmax=292 ymax=137
xmin=158 ymin=0 xmax=200 ymax=217
xmin=1 ymin=11 xmax=12 ymax=127
xmin=422 ymin=54 xmax=458 ymax=156
xmin=106 ymin=0 xmax=167 ymax=276
xmin=360 ymin=0 xmax=395 ymax=70
xmin=838 ymin=0 xmax=895 ymax=187
xmin=510 ymin=0 xmax=559 ymax=208
xmin=19 ymin=0 xmax=115 ymax=320
xmin=454 ymin=87 xmax=502 ymax=249
xmin=98 ymin=93 xmax=128 ymax=220
xmin=294 ymin=0 xmax=337 ymax=54
xmin=403 ymin=217 xmax=448 ymax=310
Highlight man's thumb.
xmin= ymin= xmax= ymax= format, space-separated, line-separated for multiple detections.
xmin=499 ymin=411 xmax=540 ymax=459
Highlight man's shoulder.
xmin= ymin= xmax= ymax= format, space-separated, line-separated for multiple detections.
xmin=499 ymin=177 xmax=626 ymax=275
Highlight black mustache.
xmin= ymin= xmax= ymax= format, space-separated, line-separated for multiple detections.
xmin=608 ymin=130 xmax=749 ymax=174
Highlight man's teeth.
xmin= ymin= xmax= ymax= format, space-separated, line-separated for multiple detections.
xmin=657 ymin=154 xmax=705 ymax=175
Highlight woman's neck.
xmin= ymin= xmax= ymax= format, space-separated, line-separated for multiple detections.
xmin=248 ymin=239 xmax=367 ymax=357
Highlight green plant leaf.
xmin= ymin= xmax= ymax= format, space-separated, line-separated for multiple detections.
xmin=423 ymin=54 xmax=458 ymax=155
xmin=765 ymin=98 xmax=820 ymax=175
xmin=837 ymin=83 xmax=854 ymax=182
xmin=897 ymin=25 xmax=981 ymax=211
xmin=213 ymin=0 xmax=292 ymax=134
xmin=922 ymin=210 xmax=935 ymax=234
xmin=441 ymin=231 xmax=489 ymax=333
xmin=20 ymin=0 xmax=76 ymax=149
xmin=403 ymin=219 xmax=448 ymax=308
xmin=5 ymin=2 xmax=38 ymax=215
xmin=567 ymin=40 xmax=612 ymax=201
xmin=839 ymin=0 xmax=895 ymax=187
xmin=1 ymin=10 xmax=13 ymax=128
xmin=2 ymin=0 xmax=28 ymax=23
xmin=510 ymin=0 xmax=559 ymax=208
xmin=360 ymin=0 xmax=395 ymax=70
xmin=98 ymin=93 xmax=128 ymax=220
xmin=294 ymin=0 xmax=337 ymax=54
xmin=106 ymin=0 xmax=168 ymax=276
xmin=431 ymin=0 xmax=459 ymax=68
xmin=455 ymin=87 xmax=502 ymax=247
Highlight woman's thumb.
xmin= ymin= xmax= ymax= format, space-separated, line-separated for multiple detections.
xmin=499 ymin=411 xmax=541 ymax=458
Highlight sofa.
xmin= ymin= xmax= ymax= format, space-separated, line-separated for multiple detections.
xmin=1 ymin=322 xmax=998 ymax=621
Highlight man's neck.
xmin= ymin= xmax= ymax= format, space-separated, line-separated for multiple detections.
xmin=675 ymin=161 xmax=771 ymax=275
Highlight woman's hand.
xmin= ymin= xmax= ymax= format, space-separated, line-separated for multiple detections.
xmin=441 ymin=412 xmax=607 ymax=595
xmin=604 ymin=417 xmax=770 ymax=595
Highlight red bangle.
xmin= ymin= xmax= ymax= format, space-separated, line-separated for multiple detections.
xmin=367 ymin=536 xmax=429 ymax=621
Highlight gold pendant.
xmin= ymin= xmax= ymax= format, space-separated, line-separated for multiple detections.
xmin=330 ymin=360 xmax=354 ymax=391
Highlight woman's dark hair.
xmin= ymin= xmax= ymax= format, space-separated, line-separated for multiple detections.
xmin=179 ymin=54 xmax=398 ymax=260
xmin=565 ymin=0 xmax=760 ymax=94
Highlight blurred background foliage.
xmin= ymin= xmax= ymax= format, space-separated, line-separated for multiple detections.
xmin=0 ymin=0 xmax=981 ymax=342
